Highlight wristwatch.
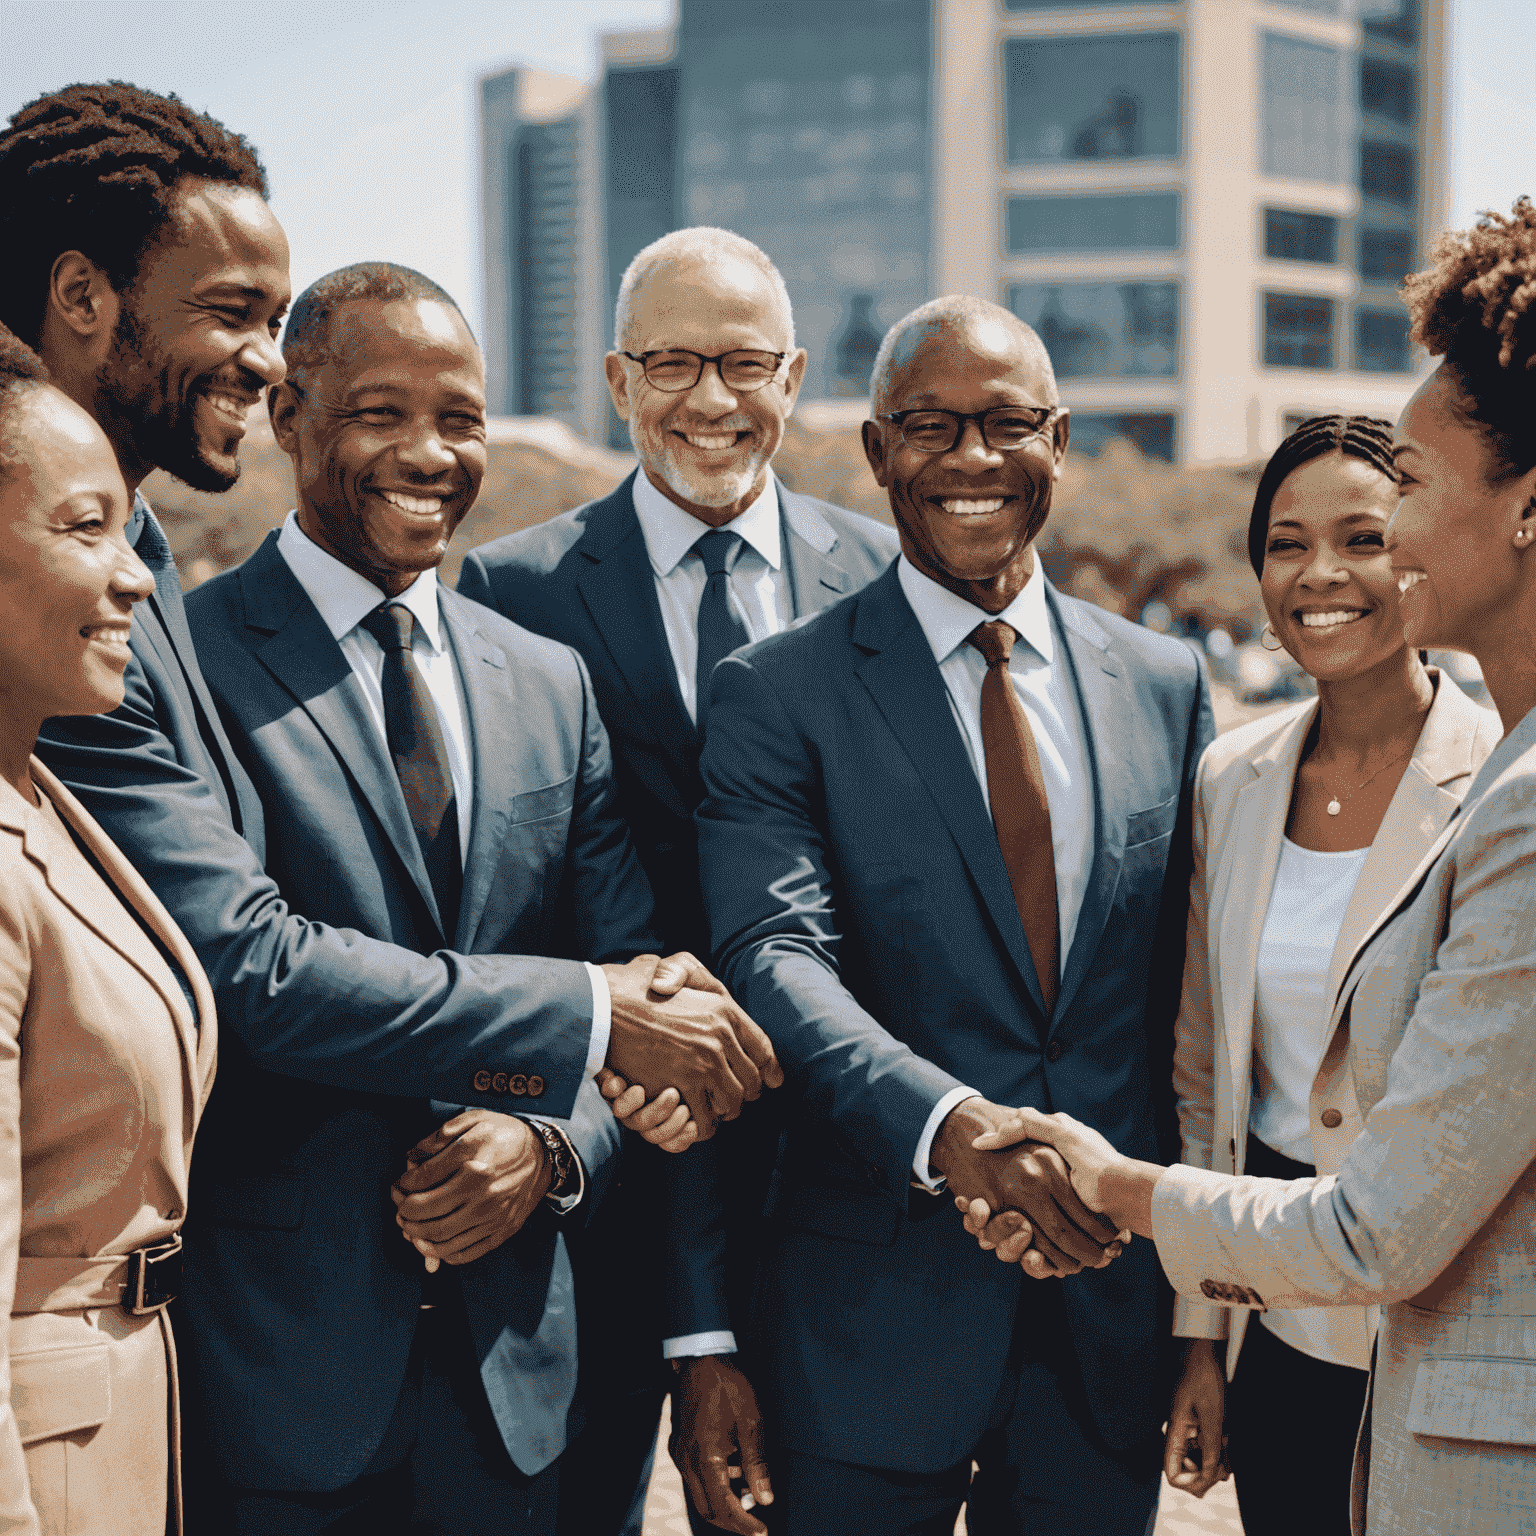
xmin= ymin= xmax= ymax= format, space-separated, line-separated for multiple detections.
xmin=528 ymin=1119 xmax=578 ymax=1203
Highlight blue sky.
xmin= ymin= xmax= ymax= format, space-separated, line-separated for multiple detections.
xmin=3 ymin=0 xmax=1531 ymax=351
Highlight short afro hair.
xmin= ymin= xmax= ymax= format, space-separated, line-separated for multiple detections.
xmin=1402 ymin=196 xmax=1536 ymax=478
xmin=0 ymin=323 xmax=56 ymax=484
xmin=282 ymin=262 xmax=470 ymax=377
xmin=1246 ymin=415 xmax=1398 ymax=577
xmin=0 ymin=81 xmax=268 ymax=349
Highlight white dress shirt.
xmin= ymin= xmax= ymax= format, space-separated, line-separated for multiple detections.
xmin=896 ymin=555 xmax=1096 ymax=1189
xmin=275 ymin=514 xmax=608 ymax=1204
xmin=630 ymin=469 xmax=792 ymax=722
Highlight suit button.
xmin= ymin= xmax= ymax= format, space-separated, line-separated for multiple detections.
xmin=1320 ymin=1108 xmax=1343 ymax=1130
xmin=473 ymin=1070 xmax=492 ymax=1093
xmin=526 ymin=1075 xmax=545 ymax=1098
xmin=491 ymin=1071 xmax=509 ymax=1094
xmin=508 ymin=1073 xmax=529 ymax=1097
xmin=1045 ymin=1040 xmax=1064 ymax=1063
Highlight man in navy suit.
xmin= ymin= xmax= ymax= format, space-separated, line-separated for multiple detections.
xmin=459 ymin=227 xmax=898 ymax=1536
xmin=695 ymin=296 xmax=1214 ymax=1535
xmin=179 ymin=261 xmax=762 ymax=1531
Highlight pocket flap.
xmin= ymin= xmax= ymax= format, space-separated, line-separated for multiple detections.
xmin=10 ymin=1341 xmax=112 ymax=1445
xmin=1407 ymin=1355 xmax=1536 ymax=1446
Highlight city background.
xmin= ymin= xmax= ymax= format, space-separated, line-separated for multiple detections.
xmin=4 ymin=2 xmax=1533 ymax=1531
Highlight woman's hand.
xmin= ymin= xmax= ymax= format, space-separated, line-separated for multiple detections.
xmin=1164 ymin=1339 xmax=1230 ymax=1498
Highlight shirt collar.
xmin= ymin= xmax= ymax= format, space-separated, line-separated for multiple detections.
xmin=276 ymin=511 xmax=444 ymax=652
xmin=631 ymin=468 xmax=782 ymax=577
xmin=896 ymin=553 xmax=1055 ymax=669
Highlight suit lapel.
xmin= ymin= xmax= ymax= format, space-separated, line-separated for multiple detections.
xmin=239 ymin=535 xmax=444 ymax=932
xmin=573 ymin=476 xmax=698 ymax=782
xmin=852 ymin=566 xmax=1049 ymax=1023
xmin=780 ymin=483 xmax=854 ymax=618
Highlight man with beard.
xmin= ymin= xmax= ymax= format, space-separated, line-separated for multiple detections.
xmin=458 ymin=227 xmax=897 ymax=1535
xmin=692 ymin=296 xmax=1214 ymax=1535
xmin=0 ymin=83 xmax=777 ymax=1524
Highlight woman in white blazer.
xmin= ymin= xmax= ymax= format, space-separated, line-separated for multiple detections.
xmin=963 ymin=200 xmax=1536 ymax=1536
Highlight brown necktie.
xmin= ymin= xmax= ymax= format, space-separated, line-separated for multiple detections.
xmin=967 ymin=620 xmax=1059 ymax=1013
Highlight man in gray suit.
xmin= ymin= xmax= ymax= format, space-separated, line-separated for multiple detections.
xmin=181 ymin=261 xmax=772 ymax=1532
xmin=459 ymin=227 xmax=898 ymax=1536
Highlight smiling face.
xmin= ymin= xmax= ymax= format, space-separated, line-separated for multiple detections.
xmin=93 ymin=179 xmax=291 ymax=493
xmin=862 ymin=315 xmax=1066 ymax=611
xmin=605 ymin=255 xmax=807 ymax=525
xmin=1389 ymin=364 xmax=1536 ymax=655
xmin=272 ymin=297 xmax=487 ymax=596
xmin=0 ymin=385 xmax=154 ymax=732
xmin=1259 ymin=451 xmax=1407 ymax=683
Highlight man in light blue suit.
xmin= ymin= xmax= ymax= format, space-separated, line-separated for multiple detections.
xmin=695 ymin=297 xmax=1214 ymax=1535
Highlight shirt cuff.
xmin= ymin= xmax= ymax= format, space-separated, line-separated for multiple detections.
xmin=521 ymin=1117 xmax=585 ymax=1212
xmin=584 ymin=961 xmax=611 ymax=1078
xmin=911 ymin=1087 xmax=984 ymax=1192
xmin=663 ymin=1331 xmax=739 ymax=1360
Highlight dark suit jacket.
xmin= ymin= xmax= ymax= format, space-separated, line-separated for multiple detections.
xmin=695 ymin=561 xmax=1214 ymax=1472
xmin=179 ymin=531 xmax=657 ymax=1490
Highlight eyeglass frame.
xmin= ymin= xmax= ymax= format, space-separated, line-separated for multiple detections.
xmin=876 ymin=406 xmax=1063 ymax=455
xmin=618 ymin=348 xmax=790 ymax=394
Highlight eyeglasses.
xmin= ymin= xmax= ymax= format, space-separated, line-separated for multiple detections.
xmin=620 ymin=349 xmax=787 ymax=394
xmin=878 ymin=407 xmax=1060 ymax=455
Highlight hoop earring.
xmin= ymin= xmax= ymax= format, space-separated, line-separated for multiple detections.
xmin=1260 ymin=623 xmax=1285 ymax=652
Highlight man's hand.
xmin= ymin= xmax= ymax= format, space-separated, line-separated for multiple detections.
xmin=1164 ymin=1339 xmax=1230 ymax=1498
xmin=596 ymin=1069 xmax=697 ymax=1152
xmin=392 ymin=1109 xmax=552 ymax=1267
xmin=932 ymin=1098 xmax=1126 ymax=1278
xmin=669 ymin=1355 xmax=774 ymax=1535
xmin=603 ymin=952 xmax=783 ymax=1142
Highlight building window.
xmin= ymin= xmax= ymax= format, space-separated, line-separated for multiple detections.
xmin=1261 ymin=34 xmax=1354 ymax=185
xmin=1356 ymin=307 xmax=1411 ymax=372
xmin=1264 ymin=209 xmax=1339 ymax=264
xmin=1069 ymin=413 xmax=1177 ymax=463
xmin=513 ymin=120 xmax=579 ymax=417
xmin=1361 ymin=58 xmax=1415 ymax=125
xmin=1007 ymin=193 xmax=1179 ymax=255
xmin=1005 ymin=34 xmax=1180 ymax=165
xmin=1365 ymin=0 xmax=1417 ymax=45
xmin=1264 ymin=292 xmax=1334 ymax=369
xmin=1359 ymin=227 xmax=1413 ymax=281
xmin=1007 ymin=282 xmax=1179 ymax=379
xmin=1360 ymin=141 xmax=1415 ymax=206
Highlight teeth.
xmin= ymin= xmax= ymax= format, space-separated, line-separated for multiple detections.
xmin=379 ymin=491 xmax=445 ymax=514
xmin=1300 ymin=610 xmax=1367 ymax=629
xmin=206 ymin=393 xmax=247 ymax=417
xmin=940 ymin=498 xmax=1006 ymax=515
xmin=1398 ymin=571 xmax=1427 ymax=593
xmin=683 ymin=434 xmax=738 ymax=451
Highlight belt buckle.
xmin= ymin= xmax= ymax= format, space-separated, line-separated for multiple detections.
xmin=127 ymin=1235 xmax=182 ymax=1316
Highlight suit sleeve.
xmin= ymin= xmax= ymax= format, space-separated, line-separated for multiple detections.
xmin=697 ymin=654 xmax=965 ymax=1200
xmin=1152 ymin=766 xmax=1536 ymax=1310
xmin=36 ymin=647 xmax=594 ymax=1119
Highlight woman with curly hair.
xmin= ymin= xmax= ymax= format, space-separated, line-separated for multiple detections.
xmin=961 ymin=198 xmax=1536 ymax=1535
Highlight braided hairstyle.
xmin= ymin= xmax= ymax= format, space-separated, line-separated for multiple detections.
xmin=1402 ymin=197 xmax=1536 ymax=479
xmin=1246 ymin=415 xmax=1398 ymax=577
xmin=0 ymin=82 xmax=268 ymax=349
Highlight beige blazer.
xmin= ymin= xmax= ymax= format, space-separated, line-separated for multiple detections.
xmin=1171 ymin=672 xmax=1500 ymax=1378
xmin=1153 ymin=696 xmax=1536 ymax=1536
xmin=0 ymin=758 xmax=216 ymax=1536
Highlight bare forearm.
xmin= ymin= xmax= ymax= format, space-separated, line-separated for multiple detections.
xmin=1098 ymin=1159 xmax=1164 ymax=1241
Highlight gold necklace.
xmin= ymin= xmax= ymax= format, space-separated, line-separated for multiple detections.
xmin=1319 ymin=740 xmax=1416 ymax=817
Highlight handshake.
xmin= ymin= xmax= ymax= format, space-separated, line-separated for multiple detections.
xmin=937 ymin=1100 xmax=1152 ymax=1278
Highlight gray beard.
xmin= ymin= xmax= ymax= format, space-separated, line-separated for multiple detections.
xmin=629 ymin=417 xmax=762 ymax=509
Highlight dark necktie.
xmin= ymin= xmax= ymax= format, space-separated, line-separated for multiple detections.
xmin=694 ymin=529 xmax=750 ymax=724
xmin=359 ymin=603 xmax=462 ymax=943
xmin=967 ymin=620 xmax=1059 ymax=1013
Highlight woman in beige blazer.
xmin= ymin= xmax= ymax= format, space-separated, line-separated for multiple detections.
xmin=0 ymin=330 xmax=216 ymax=1536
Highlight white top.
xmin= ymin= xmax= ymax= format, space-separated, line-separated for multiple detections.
xmin=631 ymin=469 xmax=791 ymax=723
xmin=1250 ymin=835 xmax=1371 ymax=1370
xmin=896 ymin=555 xmax=1096 ymax=1192
xmin=275 ymin=512 xmax=609 ymax=1081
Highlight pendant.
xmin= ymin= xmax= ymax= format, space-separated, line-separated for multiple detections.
xmin=1327 ymin=799 xmax=1342 ymax=816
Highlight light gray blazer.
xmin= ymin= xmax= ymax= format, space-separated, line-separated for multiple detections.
xmin=1171 ymin=674 xmax=1500 ymax=1378
xmin=1153 ymin=700 xmax=1536 ymax=1535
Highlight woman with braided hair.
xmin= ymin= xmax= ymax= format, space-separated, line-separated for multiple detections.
xmin=962 ymin=199 xmax=1536 ymax=1534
